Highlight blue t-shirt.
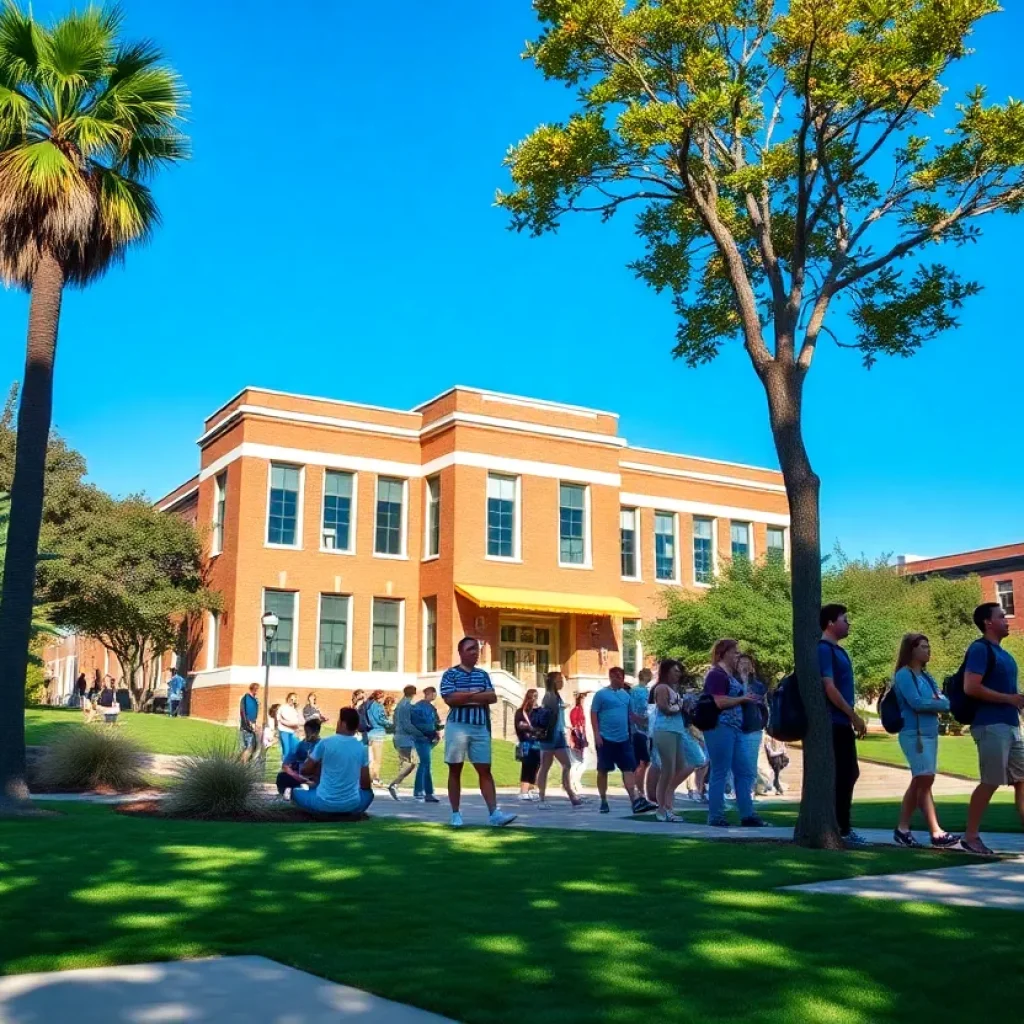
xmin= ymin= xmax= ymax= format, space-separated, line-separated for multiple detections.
xmin=284 ymin=738 xmax=316 ymax=770
xmin=167 ymin=674 xmax=185 ymax=699
xmin=309 ymin=734 xmax=369 ymax=812
xmin=819 ymin=640 xmax=856 ymax=726
xmin=629 ymin=685 xmax=650 ymax=735
xmin=591 ymin=687 xmax=631 ymax=743
xmin=240 ymin=693 xmax=259 ymax=729
xmin=966 ymin=639 xmax=1019 ymax=728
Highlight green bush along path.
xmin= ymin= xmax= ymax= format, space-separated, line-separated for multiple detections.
xmin=0 ymin=804 xmax=1019 ymax=1024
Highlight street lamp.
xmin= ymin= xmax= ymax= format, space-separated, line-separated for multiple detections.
xmin=260 ymin=611 xmax=279 ymax=757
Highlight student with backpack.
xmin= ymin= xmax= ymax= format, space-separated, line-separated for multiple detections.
xmin=535 ymin=671 xmax=584 ymax=809
xmin=960 ymin=602 xmax=1024 ymax=855
xmin=889 ymin=633 xmax=960 ymax=849
xmin=411 ymin=686 xmax=442 ymax=803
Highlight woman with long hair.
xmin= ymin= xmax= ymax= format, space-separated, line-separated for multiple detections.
xmin=702 ymin=639 xmax=764 ymax=827
xmin=891 ymin=633 xmax=960 ymax=849
xmin=536 ymin=671 xmax=584 ymax=809
xmin=365 ymin=690 xmax=388 ymax=785
xmin=650 ymin=659 xmax=706 ymax=821
xmin=276 ymin=691 xmax=304 ymax=764
xmin=736 ymin=653 xmax=768 ymax=803
xmin=303 ymin=691 xmax=328 ymax=723
xmin=515 ymin=688 xmax=541 ymax=801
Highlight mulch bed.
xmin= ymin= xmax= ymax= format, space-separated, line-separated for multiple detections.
xmin=115 ymin=800 xmax=370 ymax=824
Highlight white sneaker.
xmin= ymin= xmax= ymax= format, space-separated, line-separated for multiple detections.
xmin=488 ymin=809 xmax=517 ymax=827
xmin=536 ymin=801 xmax=552 ymax=810
xmin=415 ymin=795 xmax=425 ymax=803
xmin=519 ymin=793 xmax=533 ymax=802
xmin=450 ymin=811 xmax=463 ymax=828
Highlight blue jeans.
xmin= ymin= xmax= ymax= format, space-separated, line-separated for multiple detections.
xmin=704 ymin=725 xmax=756 ymax=821
xmin=292 ymin=787 xmax=374 ymax=815
xmin=167 ymin=698 xmax=181 ymax=717
xmin=413 ymin=739 xmax=434 ymax=797
xmin=279 ymin=731 xmax=299 ymax=765
xmin=740 ymin=730 xmax=763 ymax=800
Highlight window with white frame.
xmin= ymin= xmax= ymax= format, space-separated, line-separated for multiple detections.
xmin=423 ymin=597 xmax=437 ymax=672
xmin=996 ymin=580 xmax=1016 ymax=617
xmin=487 ymin=473 xmax=517 ymax=559
xmin=620 ymin=508 xmax=639 ymax=579
xmin=318 ymin=594 xmax=350 ymax=669
xmin=207 ymin=611 xmax=220 ymax=670
xmin=372 ymin=599 xmax=402 ymax=672
xmin=322 ymin=471 xmax=353 ymax=551
xmin=654 ymin=512 xmax=676 ymax=581
xmin=730 ymin=521 xmax=751 ymax=562
xmin=622 ymin=618 xmax=641 ymax=677
xmin=693 ymin=517 xmax=714 ymax=584
xmin=374 ymin=477 xmax=405 ymax=556
xmin=559 ymin=483 xmax=587 ymax=565
xmin=767 ymin=526 xmax=786 ymax=562
xmin=425 ymin=477 xmax=440 ymax=558
xmin=267 ymin=464 xmax=301 ymax=546
xmin=212 ymin=472 xmax=227 ymax=555
xmin=262 ymin=590 xmax=295 ymax=667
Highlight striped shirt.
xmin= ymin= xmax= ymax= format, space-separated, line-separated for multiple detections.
xmin=440 ymin=665 xmax=493 ymax=727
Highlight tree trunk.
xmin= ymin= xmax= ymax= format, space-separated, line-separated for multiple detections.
xmin=0 ymin=252 xmax=64 ymax=810
xmin=762 ymin=362 xmax=842 ymax=849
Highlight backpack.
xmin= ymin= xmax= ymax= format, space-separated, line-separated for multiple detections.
xmin=691 ymin=693 xmax=721 ymax=732
xmin=357 ymin=701 xmax=372 ymax=734
xmin=528 ymin=706 xmax=553 ymax=738
xmin=410 ymin=702 xmax=435 ymax=735
xmin=944 ymin=641 xmax=996 ymax=725
xmin=766 ymin=672 xmax=807 ymax=742
xmin=878 ymin=685 xmax=903 ymax=734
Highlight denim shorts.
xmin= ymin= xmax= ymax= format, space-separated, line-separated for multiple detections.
xmin=596 ymin=738 xmax=637 ymax=774
xmin=444 ymin=721 xmax=492 ymax=765
xmin=538 ymin=731 xmax=568 ymax=753
xmin=632 ymin=732 xmax=651 ymax=765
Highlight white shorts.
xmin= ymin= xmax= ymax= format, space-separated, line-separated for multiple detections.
xmin=444 ymin=721 xmax=491 ymax=765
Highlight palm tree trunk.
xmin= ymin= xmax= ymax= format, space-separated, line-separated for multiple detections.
xmin=762 ymin=361 xmax=842 ymax=849
xmin=0 ymin=251 xmax=63 ymax=810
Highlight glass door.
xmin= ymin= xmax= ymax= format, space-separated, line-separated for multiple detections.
xmin=499 ymin=621 xmax=556 ymax=688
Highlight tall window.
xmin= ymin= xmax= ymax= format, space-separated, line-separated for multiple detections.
xmin=322 ymin=471 xmax=353 ymax=551
xmin=375 ymin=477 xmax=404 ymax=556
xmin=426 ymin=477 xmax=441 ymax=558
xmin=423 ymin=597 xmax=437 ymax=672
xmin=372 ymin=599 xmax=402 ymax=672
xmin=207 ymin=611 xmax=220 ymax=670
xmin=731 ymin=521 xmax=751 ymax=561
xmin=693 ymin=517 xmax=714 ymax=584
xmin=620 ymin=508 xmax=638 ymax=579
xmin=997 ymin=580 xmax=1016 ymax=617
xmin=654 ymin=512 xmax=676 ymax=581
xmin=318 ymin=594 xmax=350 ymax=669
xmin=559 ymin=483 xmax=586 ymax=565
xmin=487 ymin=473 xmax=517 ymax=558
xmin=267 ymin=464 xmax=300 ymax=546
xmin=212 ymin=472 xmax=227 ymax=555
xmin=262 ymin=591 xmax=295 ymax=667
xmin=623 ymin=619 xmax=640 ymax=677
xmin=767 ymin=527 xmax=786 ymax=562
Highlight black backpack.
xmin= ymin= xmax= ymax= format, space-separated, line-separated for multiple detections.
xmin=766 ymin=672 xmax=807 ymax=742
xmin=944 ymin=641 xmax=996 ymax=725
xmin=878 ymin=685 xmax=903 ymax=734
xmin=691 ymin=693 xmax=721 ymax=732
xmin=529 ymin=706 xmax=554 ymax=739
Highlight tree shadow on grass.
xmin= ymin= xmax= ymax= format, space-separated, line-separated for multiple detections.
xmin=0 ymin=804 xmax=1022 ymax=1024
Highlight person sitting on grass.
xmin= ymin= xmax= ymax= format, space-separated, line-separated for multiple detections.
xmin=292 ymin=707 xmax=374 ymax=817
xmin=276 ymin=718 xmax=323 ymax=799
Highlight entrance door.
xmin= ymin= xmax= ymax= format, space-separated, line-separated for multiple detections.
xmin=500 ymin=623 xmax=555 ymax=688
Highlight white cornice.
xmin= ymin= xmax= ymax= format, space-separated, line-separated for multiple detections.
xmin=619 ymin=461 xmax=786 ymax=494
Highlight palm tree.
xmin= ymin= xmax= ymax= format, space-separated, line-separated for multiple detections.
xmin=0 ymin=3 xmax=187 ymax=808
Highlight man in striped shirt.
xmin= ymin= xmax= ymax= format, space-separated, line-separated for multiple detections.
xmin=441 ymin=637 xmax=517 ymax=829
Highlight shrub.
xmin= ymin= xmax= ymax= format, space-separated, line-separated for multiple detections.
xmin=34 ymin=727 xmax=146 ymax=792
xmin=164 ymin=742 xmax=267 ymax=819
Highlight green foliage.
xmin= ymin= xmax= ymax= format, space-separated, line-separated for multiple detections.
xmin=644 ymin=553 xmax=985 ymax=696
xmin=499 ymin=1 xmax=1023 ymax=368
xmin=164 ymin=742 xmax=268 ymax=819
xmin=33 ymin=725 xmax=146 ymax=792
xmin=0 ymin=3 xmax=188 ymax=290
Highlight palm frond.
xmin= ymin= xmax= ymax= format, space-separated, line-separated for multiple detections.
xmin=0 ymin=3 xmax=40 ymax=88
xmin=118 ymin=126 xmax=188 ymax=179
xmin=35 ymin=6 xmax=117 ymax=94
xmin=0 ymin=138 xmax=78 ymax=198
xmin=68 ymin=113 xmax=128 ymax=160
xmin=96 ymin=166 xmax=156 ymax=245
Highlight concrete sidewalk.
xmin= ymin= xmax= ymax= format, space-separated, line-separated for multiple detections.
xmin=0 ymin=956 xmax=456 ymax=1023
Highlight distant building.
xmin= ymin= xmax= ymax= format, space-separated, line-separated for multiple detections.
xmin=899 ymin=544 xmax=1024 ymax=634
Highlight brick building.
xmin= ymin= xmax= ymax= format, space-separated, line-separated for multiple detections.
xmin=900 ymin=543 xmax=1024 ymax=634
xmin=46 ymin=385 xmax=789 ymax=724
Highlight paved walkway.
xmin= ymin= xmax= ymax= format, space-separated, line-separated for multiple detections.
xmin=0 ymin=956 xmax=455 ymax=1023
xmin=784 ymin=858 xmax=1024 ymax=910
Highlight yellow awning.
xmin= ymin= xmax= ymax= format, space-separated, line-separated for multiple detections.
xmin=455 ymin=583 xmax=640 ymax=618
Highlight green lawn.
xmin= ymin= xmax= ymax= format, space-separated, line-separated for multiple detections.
xmin=1 ymin=804 xmax=1019 ymax=1023
xmin=858 ymin=733 xmax=981 ymax=779
xmin=673 ymin=793 xmax=1023 ymax=833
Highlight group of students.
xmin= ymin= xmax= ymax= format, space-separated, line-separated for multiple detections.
xmin=74 ymin=666 xmax=186 ymax=720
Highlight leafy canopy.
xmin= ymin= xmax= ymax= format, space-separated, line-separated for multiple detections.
xmin=0 ymin=1 xmax=187 ymax=287
xmin=498 ymin=1 xmax=1023 ymax=370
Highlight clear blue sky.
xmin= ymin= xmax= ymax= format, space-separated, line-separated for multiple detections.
xmin=1 ymin=1 xmax=1021 ymax=560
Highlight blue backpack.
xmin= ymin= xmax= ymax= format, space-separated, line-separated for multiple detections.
xmin=410 ymin=702 xmax=435 ymax=734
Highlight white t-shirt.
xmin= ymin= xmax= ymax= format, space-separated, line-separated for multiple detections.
xmin=310 ymin=734 xmax=369 ymax=811
xmin=276 ymin=703 xmax=303 ymax=733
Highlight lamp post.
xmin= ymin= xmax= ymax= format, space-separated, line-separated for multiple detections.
xmin=260 ymin=611 xmax=279 ymax=757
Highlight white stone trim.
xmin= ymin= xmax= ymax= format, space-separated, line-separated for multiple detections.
xmin=190 ymin=665 xmax=419 ymax=690
xmin=621 ymin=492 xmax=791 ymax=527
xmin=626 ymin=445 xmax=780 ymax=475
xmin=413 ymin=385 xmax=617 ymax=419
xmin=157 ymin=483 xmax=199 ymax=512
xmin=421 ymin=411 xmax=626 ymax=449
xmin=199 ymin=404 xmax=420 ymax=446
xmin=619 ymin=460 xmax=786 ymax=493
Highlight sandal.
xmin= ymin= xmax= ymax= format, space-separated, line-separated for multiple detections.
xmin=960 ymin=836 xmax=996 ymax=856
xmin=930 ymin=833 xmax=962 ymax=849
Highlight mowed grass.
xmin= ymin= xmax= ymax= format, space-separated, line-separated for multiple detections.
xmin=672 ymin=793 xmax=1023 ymax=833
xmin=858 ymin=733 xmax=981 ymax=779
xmin=1 ymin=804 xmax=1020 ymax=1024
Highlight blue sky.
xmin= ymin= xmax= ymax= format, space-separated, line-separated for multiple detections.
xmin=2 ymin=1 xmax=1021 ymax=560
